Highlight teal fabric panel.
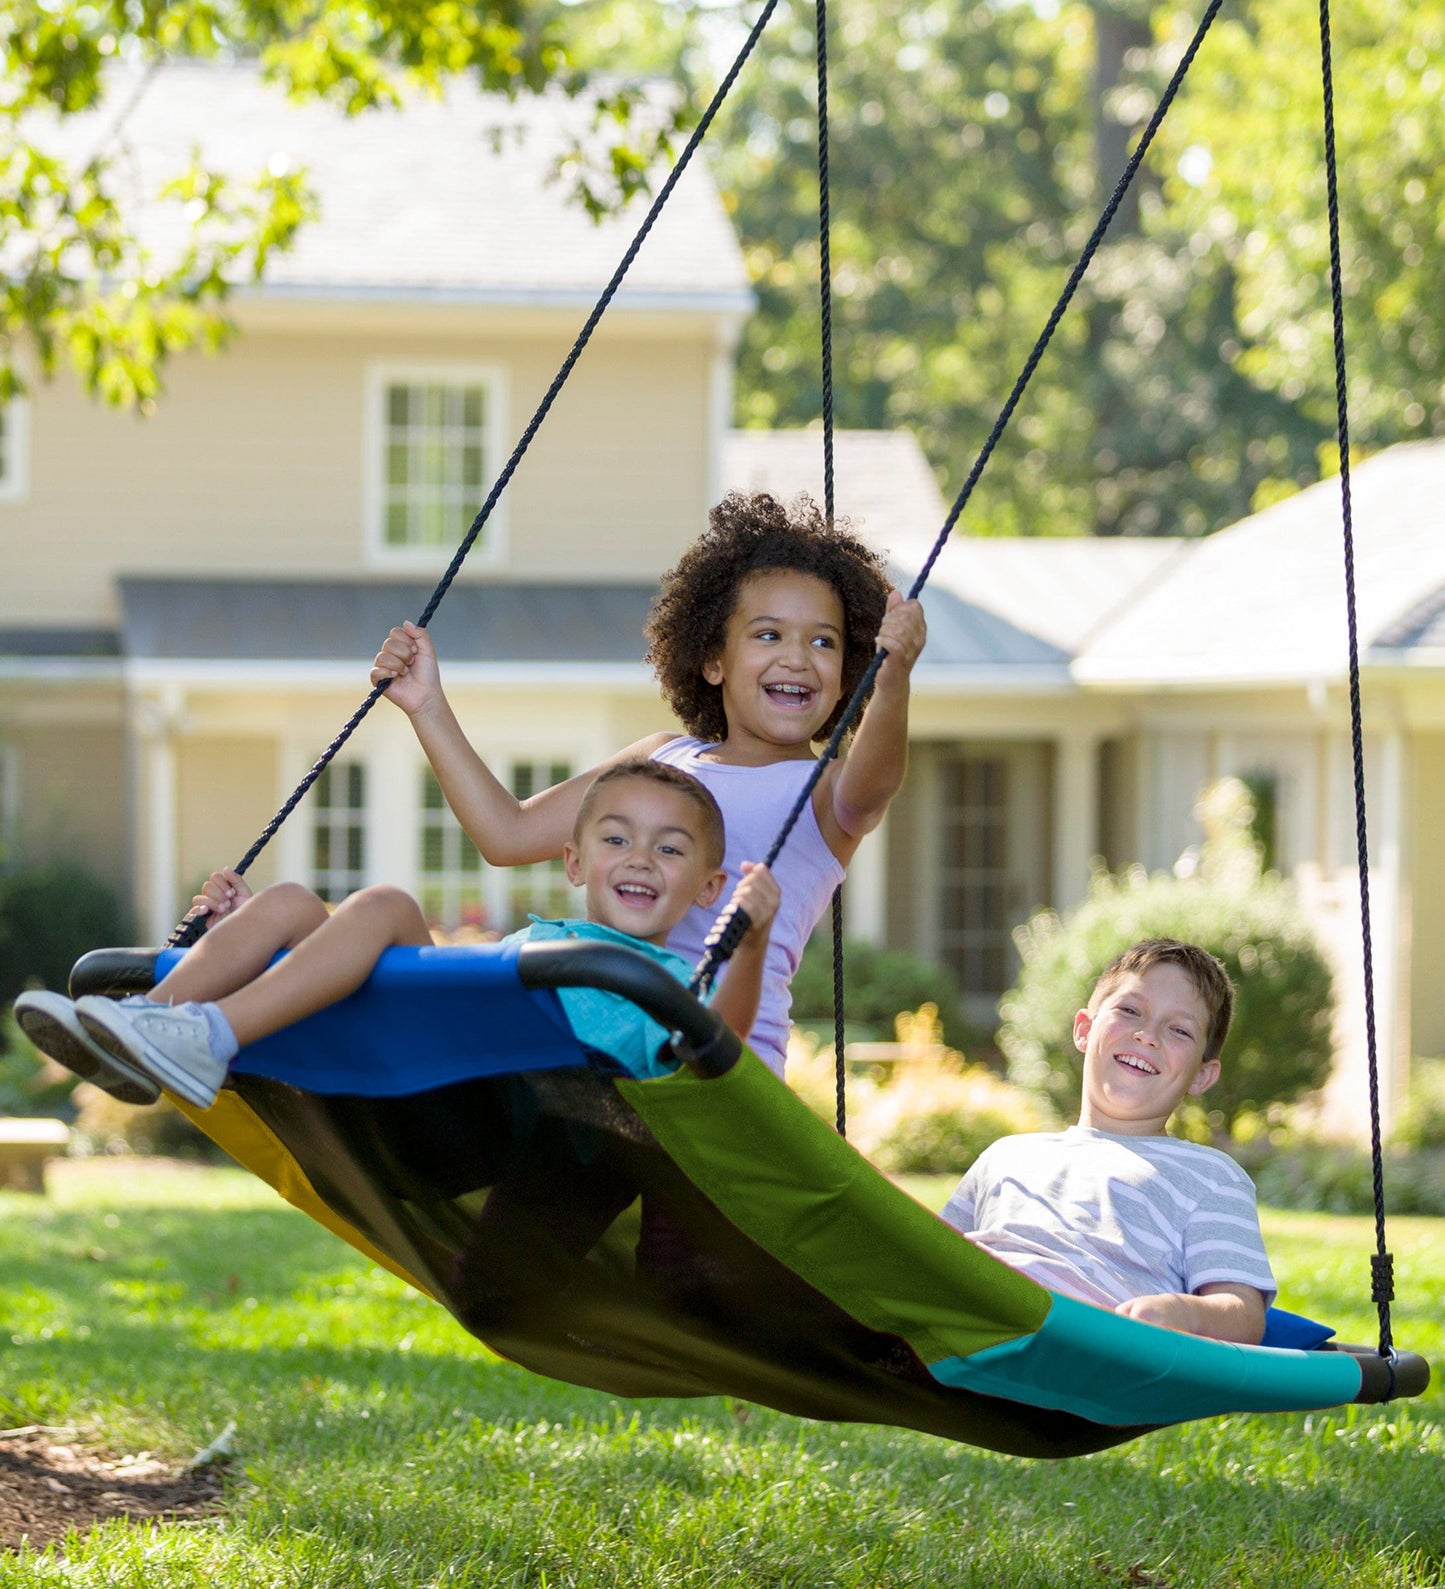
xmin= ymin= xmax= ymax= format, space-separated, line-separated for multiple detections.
xmin=928 ymin=1293 xmax=1364 ymax=1426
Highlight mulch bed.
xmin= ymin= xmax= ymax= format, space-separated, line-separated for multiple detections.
xmin=0 ymin=1426 xmax=226 ymax=1553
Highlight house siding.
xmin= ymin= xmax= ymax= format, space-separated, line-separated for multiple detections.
xmin=5 ymin=317 xmax=720 ymax=628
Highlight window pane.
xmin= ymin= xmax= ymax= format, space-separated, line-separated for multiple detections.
xmin=378 ymin=376 xmax=491 ymax=553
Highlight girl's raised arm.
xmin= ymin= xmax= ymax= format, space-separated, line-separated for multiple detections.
xmin=817 ymin=591 xmax=926 ymax=859
xmin=372 ymin=622 xmax=675 ymax=864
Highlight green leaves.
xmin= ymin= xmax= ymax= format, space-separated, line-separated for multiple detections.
xmin=0 ymin=0 xmax=696 ymax=407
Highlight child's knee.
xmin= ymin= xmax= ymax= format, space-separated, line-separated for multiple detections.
xmin=254 ymin=882 xmax=330 ymax=932
xmin=340 ymin=885 xmax=428 ymax=930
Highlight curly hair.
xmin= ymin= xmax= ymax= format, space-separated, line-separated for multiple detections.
xmin=645 ymin=491 xmax=891 ymax=742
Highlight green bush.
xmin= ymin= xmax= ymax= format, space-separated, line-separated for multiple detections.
xmin=0 ymin=862 xmax=133 ymax=1003
xmin=999 ymin=800 xmax=1335 ymax=1137
xmin=1394 ymin=1057 xmax=1445 ymax=1150
xmin=792 ymin=935 xmax=968 ymax=1048
xmin=1238 ymin=1136 xmax=1445 ymax=1218
xmin=0 ymin=1002 xmax=78 ymax=1117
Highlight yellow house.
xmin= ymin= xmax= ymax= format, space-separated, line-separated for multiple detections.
xmin=2 ymin=64 xmax=1442 ymax=1137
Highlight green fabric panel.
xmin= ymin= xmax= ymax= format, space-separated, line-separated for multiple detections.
xmin=618 ymin=1053 xmax=1050 ymax=1364
xmin=930 ymin=1292 xmax=1364 ymax=1425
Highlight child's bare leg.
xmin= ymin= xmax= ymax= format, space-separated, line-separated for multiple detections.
xmin=216 ymin=885 xmax=433 ymax=1048
xmin=150 ymin=883 xmax=331 ymax=1007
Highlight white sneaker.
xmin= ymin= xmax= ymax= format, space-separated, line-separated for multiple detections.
xmin=12 ymin=990 xmax=161 ymax=1107
xmin=76 ymin=996 xmax=230 ymax=1109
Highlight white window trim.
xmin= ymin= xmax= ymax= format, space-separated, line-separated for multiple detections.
xmin=0 ymin=394 xmax=31 ymax=503
xmin=363 ymin=360 xmax=509 ymax=571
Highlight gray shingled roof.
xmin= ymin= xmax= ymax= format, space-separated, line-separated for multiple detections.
xmin=1373 ymin=582 xmax=1445 ymax=657
xmin=119 ymin=579 xmax=655 ymax=664
xmin=1077 ymin=437 xmax=1445 ymax=685
xmin=723 ymin=430 xmax=1071 ymax=671
xmin=34 ymin=62 xmax=749 ymax=305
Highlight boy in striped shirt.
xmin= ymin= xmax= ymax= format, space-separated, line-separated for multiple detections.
xmin=942 ymin=939 xmax=1274 ymax=1343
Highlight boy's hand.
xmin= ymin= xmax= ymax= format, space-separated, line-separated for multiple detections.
xmin=731 ymin=862 xmax=779 ymax=945
xmin=192 ymin=867 xmax=252 ymax=928
xmin=874 ymin=588 xmax=926 ymax=681
xmin=1115 ymin=1292 xmax=1195 ymax=1333
xmin=371 ymin=620 xmax=442 ymax=716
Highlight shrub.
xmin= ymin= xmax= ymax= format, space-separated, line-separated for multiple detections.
xmin=791 ymin=935 xmax=968 ymax=1048
xmin=1237 ymin=1134 xmax=1445 ymax=1218
xmin=787 ymin=1016 xmax=1040 ymax=1175
xmin=1393 ymin=1057 xmax=1445 ymax=1150
xmin=0 ymin=1003 xmax=78 ymax=1117
xmin=0 ymin=862 xmax=134 ymax=1003
xmin=999 ymin=780 xmax=1335 ymax=1136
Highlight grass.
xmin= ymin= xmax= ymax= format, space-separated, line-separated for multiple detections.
xmin=1 ymin=1158 xmax=1441 ymax=1587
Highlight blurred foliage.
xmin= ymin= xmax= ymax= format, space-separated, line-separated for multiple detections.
xmin=716 ymin=0 xmax=1441 ymax=536
xmin=0 ymin=0 xmax=692 ymax=406
xmin=0 ymin=862 xmax=133 ymax=1003
xmin=791 ymin=932 xmax=968 ymax=1047
xmin=0 ymin=1002 xmax=78 ymax=1117
xmin=998 ymin=778 xmax=1335 ymax=1136
xmin=787 ymin=1012 xmax=1040 ymax=1174
xmin=1237 ymin=1136 xmax=1445 ymax=1218
xmin=1394 ymin=1058 xmax=1445 ymax=1151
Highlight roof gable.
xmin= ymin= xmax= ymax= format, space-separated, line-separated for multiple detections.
xmin=35 ymin=62 xmax=749 ymax=305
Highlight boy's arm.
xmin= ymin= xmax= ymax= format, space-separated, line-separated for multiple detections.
xmin=817 ymin=590 xmax=926 ymax=859
xmin=707 ymin=863 xmax=779 ymax=1044
xmin=372 ymin=621 xmax=675 ymax=864
xmin=1115 ymin=1282 xmax=1267 ymax=1344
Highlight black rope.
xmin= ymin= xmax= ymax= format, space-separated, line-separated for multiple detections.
xmin=1318 ymin=0 xmax=1394 ymax=1361
xmin=689 ymin=0 xmax=1225 ymax=995
xmin=813 ymin=0 xmax=846 ymax=1134
xmin=166 ymin=0 xmax=783 ymax=948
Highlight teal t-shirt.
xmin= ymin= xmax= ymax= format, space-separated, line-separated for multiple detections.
xmin=502 ymin=917 xmax=697 ymax=1080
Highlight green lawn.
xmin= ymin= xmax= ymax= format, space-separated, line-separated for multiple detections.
xmin=1 ymin=1159 xmax=1441 ymax=1588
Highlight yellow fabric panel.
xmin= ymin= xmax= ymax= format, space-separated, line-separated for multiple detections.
xmin=171 ymin=1089 xmax=436 ymax=1299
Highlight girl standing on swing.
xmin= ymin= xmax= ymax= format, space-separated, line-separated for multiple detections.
xmin=324 ymin=489 xmax=924 ymax=1080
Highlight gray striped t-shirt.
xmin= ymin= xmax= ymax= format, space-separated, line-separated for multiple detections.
xmin=940 ymin=1127 xmax=1276 ymax=1309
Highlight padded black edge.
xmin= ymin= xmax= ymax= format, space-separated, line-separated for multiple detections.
xmin=1331 ymin=1343 xmax=1432 ymax=1404
xmin=515 ymin=940 xmax=742 ymax=1078
xmin=70 ymin=947 xmax=160 ymax=999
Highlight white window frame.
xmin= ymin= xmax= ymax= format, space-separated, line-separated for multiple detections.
xmin=363 ymin=361 xmax=508 ymax=571
xmin=417 ymin=766 xmax=488 ymax=931
xmin=309 ymin=760 xmax=369 ymax=903
xmin=0 ymin=394 xmax=31 ymax=503
xmin=481 ymin=756 xmax=576 ymax=932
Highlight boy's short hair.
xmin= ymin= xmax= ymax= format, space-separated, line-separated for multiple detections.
xmin=573 ymin=758 xmax=726 ymax=870
xmin=1090 ymin=939 xmax=1235 ymax=1063
xmin=645 ymin=490 xmax=891 ymax=743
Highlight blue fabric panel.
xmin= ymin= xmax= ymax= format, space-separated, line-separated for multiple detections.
xmin=152 ymin=944 xmax=587 ymax=1096
xmin=1262 ymin=1306 xmax=1337 ymax=1351
xmin=927 ymin=1292 xmax=1362 ymax=1427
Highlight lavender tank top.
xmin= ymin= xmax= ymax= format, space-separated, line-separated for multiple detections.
xmin=650 ymin=737 xmax=845 ymax=1076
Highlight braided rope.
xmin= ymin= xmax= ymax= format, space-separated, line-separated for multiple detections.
xmin=1318 ymin=0 xmax=1393 ymax=1359
xmin=167 ymin=0 xmax=782 ymax=947
xmin=813 ymin=0 xmax=847 ymax=1135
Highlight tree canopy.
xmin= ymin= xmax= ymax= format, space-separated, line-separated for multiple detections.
xmin=0 ymin=0 xmax=682 ymax=406
xmin=716 ymin=0 xmax=1444 ymax=536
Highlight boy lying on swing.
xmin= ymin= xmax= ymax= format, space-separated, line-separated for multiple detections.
xmin=18 ymin=760 xmax=778 ymax=1104
xmin=941 ymin=939 xmax=1275 ymax=1344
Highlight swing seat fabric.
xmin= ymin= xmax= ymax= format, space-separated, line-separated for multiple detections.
xmin=72 ymin=941 xmax=1429 ymax=1460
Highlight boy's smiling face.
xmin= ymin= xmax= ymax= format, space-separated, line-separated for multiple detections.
xmin=1074 ymin=962 xmax=1219 ymax=1136
xmin=563 ymin=775 xmax=725 ymax=945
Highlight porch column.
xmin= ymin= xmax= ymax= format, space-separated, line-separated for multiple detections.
xmin=1052 ymin=730 xmax=1099 ymax=914
xmin=844 ymin=813 xmax=889 ymax=946
xmin=136 ymin=687 xmax=182 ymax=944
